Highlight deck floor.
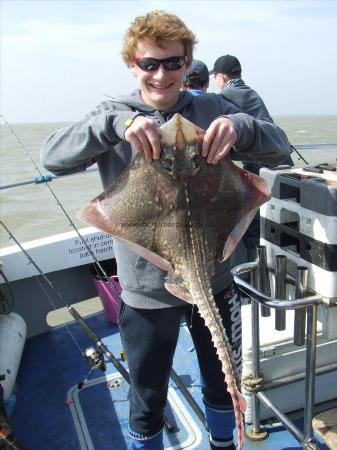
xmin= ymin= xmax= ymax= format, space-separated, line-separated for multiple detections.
xmin=11 ymin=311 xmax=332 ymax=450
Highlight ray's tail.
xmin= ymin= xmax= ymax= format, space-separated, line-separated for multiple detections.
xmin=189 ymin=280 xmax=246 ymax=450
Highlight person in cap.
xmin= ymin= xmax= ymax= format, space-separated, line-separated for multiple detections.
xmin=182 ymin=59 xmax=209 ymax=96
xmin=210 ymin=54 xmax=273 ymax=121
xmin=211 ymin=54 xmax=293 ymax=262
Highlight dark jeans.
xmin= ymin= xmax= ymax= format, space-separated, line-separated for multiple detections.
xmin=118 ymin=283 xmax=242 ymax=438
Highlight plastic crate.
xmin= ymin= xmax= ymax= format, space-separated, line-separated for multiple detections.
xmin=260 ymin=197 xmax=337 ymax=245
xmin=260 ymin=166 xmax=337 ymax=216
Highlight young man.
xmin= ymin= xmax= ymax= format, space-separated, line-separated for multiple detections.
xmin=182 ymin=59 xmax=209 ymax=96
xmin=41 ymin=11 xmax=291 ymax=450
xmin=211 ymin=54 xmax=293 ymax=261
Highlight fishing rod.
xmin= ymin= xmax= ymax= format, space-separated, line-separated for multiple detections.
xmin=294 ymin=143 xmax=337 ymax=149
xmin=290 ymin=144 xmax=308 ymax=165
xmin=0 ymin=428 xmax=29 ymax=450
xmin=0 ymin=384 xmax=28 ymax=450
xmin=290 ymin=142 xmax=337 ymax=165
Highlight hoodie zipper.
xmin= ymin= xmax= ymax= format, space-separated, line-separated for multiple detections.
xmin=154 ymin=110 xmax=175 ymax=125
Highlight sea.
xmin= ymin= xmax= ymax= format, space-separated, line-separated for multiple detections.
xmin=1 ymin=116 xmax=337 ymax=247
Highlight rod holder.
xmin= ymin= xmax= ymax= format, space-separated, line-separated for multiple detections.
xmin=293 ymin=266 xmax=309 ymax=346
xmin=275 ymin=255 xmax=287 ymax=331
xmin=231 ymin=262 xmax=322 ymax=449
xmin=257 ymin=246 xmax=271 ymax=317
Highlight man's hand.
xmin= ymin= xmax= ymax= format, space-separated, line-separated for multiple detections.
xmin=202 ymin=117 xmax=237 ymax=164
xmin=124 ymin=116 xmax=161 ymax=162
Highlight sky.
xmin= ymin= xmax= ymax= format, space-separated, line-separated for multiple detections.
xmin=1 ymin=0 xmax=337 ymax=123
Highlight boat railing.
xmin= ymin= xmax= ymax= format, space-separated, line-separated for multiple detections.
xmin=232 ymin=261 xmax=337 ymax=450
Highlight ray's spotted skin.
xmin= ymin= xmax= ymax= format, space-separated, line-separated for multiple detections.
xmin=78 ymin=114 xmax=271 ymax=449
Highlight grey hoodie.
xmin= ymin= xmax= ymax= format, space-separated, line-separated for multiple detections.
xmin=41 ymin=89 xmax=291 ymax=309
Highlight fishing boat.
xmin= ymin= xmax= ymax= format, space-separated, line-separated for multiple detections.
xmin=0 ymin=140 xmax=336 ymax=450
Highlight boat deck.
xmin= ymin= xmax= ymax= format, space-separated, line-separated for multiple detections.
xmin=10 ymin=310 xmax=333 ymax=450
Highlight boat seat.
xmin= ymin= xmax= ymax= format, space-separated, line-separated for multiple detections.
xmin=312 ymin=407 xmax=337 ymax=449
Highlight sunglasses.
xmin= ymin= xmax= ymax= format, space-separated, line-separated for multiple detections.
xmin=135 ymin=56 xmax=186 ymax=72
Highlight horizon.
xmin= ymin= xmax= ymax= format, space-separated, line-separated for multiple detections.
xmin=1 ymin=0 xmax=337 ymax=123
xmin=1 ymin=113 xmax=336 ymax=127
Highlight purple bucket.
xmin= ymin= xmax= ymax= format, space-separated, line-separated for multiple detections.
xmin=90 ymin=259 xmax=122 ymax=324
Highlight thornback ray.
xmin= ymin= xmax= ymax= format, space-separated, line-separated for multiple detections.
xmin=78 ymin=113 xmax=271 ymax=450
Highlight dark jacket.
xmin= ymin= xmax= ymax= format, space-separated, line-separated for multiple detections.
xmin=220 ymin=78 xmax=273 ymax=121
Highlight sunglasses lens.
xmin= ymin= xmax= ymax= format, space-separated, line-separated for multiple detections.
xmin=136 ymin=57 xmax=185 ymax=72
xmin=163 ymin=57 xmax=185 ymax=70
xmin=137 ymin=58 xmax=160 ymax=72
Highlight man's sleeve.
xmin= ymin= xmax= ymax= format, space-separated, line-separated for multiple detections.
xmin=40 ymin=101 xmax=142 ymax=175
xmin=224 ymin=111 xmax=291 ymax=168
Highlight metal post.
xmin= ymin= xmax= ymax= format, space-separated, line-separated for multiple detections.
xmin=250 ymin=256 xmax=258 ymax=291
xmin=275 ymin=255 xmax=287 ymax=331
xmin=257 ymin=391 xmax=304 ymax=443
xmin=294 ymin=267 xmax=308 ymax=346
xmin=252 ymin=297 xmax=261 ymax=433
xmin=303 ymin=304 xmax=318 ymax=445
xmin=246 ymin=296 xmax=267 ymax=440
xmin=257 ymin=246 xmax=271 ymax=317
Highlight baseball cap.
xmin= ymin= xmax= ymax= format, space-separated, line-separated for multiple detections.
xmin=183 ymin=59 xmax=209 ymax=85
xmin=209 ymin=55 xmax=241 ymax=75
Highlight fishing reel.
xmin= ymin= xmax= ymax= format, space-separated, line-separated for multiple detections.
xmin=84 ymin=346 xmax=106 ymax=371
xmin=78 ymin=346 xmax=106 ymax=389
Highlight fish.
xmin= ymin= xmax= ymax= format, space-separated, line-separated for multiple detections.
xmin=78 ymin=113 xmax=271 ymax=449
